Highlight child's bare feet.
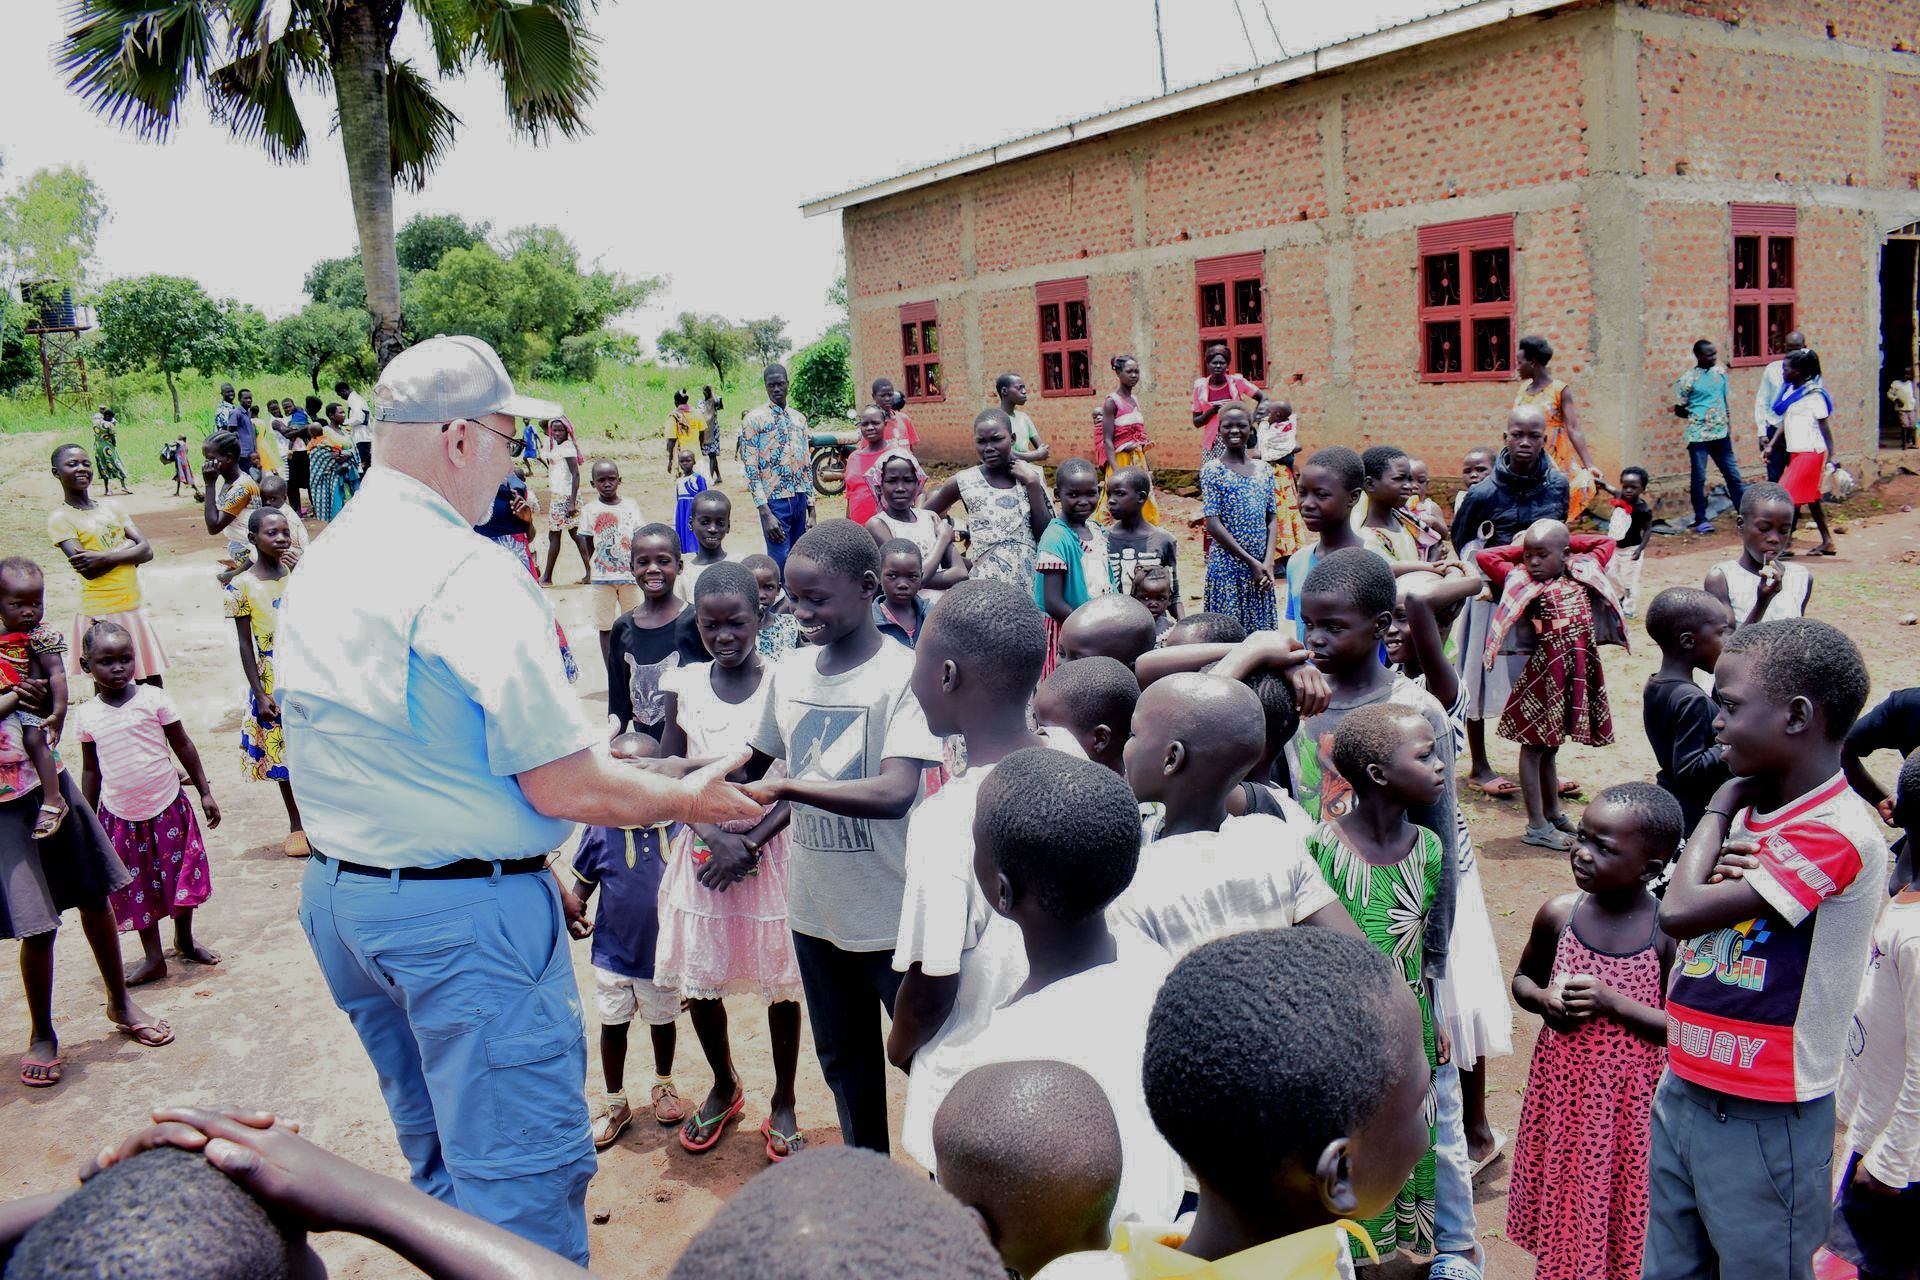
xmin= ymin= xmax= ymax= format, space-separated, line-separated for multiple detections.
xmin=20 ymin=1037 xmax=61 ymax=1088
xmin=106 ymin=994 xmax=173 ymax=1047
xmin=176 ymin=936 xmax=221 ymax=966
xmin=125 ymin=955 xmax=168 ymax=987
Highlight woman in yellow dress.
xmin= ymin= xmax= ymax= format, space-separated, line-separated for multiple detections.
xmin=1514 ymin=335 xmax=1602 ymax=519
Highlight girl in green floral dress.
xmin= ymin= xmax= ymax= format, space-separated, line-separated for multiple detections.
xmin=1306 ymin=700 xmax=1447 ymax=1263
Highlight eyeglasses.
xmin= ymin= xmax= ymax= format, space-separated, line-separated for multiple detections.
xmin=443 ymin=419 xmax=527 ymax=458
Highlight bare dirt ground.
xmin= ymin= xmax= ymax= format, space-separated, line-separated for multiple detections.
xmin=2 ymin=427 xmax=1917 ymax=1278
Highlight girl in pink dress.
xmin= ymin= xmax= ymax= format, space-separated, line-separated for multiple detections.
xmin=1507 ymin=781 xmax=1678 ymax=1280
xmin=656 ymin=561 xmax=805 ymax=1163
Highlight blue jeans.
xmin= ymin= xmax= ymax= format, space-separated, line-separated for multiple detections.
xmin=760 ymin=493 xmax=811 ymax=571
xmin=298 ymin=858 xmax=595 ymax=1265
xmin=1687 ymin=437 xmax=1745 ymax=524
xmin=1642 ymin=1072 xmax=1834 ymax=1280
xmin=1433 ymin=1059 xmax=1480 ymax=1258
xmin=791 ymin=931 xmax=902 ymax=1153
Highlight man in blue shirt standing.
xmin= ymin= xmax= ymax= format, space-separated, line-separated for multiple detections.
xmin=214 ymin=382 xmax=260 ymax=476
xmin=1673 ymin=338 xmax=1746 ymax=533
xmin=278 ymin=335 xmax=759 ymax=1265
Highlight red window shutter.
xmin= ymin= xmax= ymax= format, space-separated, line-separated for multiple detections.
xmin=1416 ymin=215 xmax=1516 ymax=383
xmin=1727 ymin=205 xmax=1796 ymax=367
xmin=1195 ymin=251 xmax=1264 ymax=284
xmin=1417 ymin=215 xmax=1515 ymax=255
xmin=898 ymin=301 xmax=943 ymax=403
xmin=1730 ymin=204 xmax=1797 ymax=235
xmin=1036 ymin=278 xmax=1094 ymax=398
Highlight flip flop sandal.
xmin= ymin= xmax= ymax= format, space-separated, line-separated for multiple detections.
xmin=110 ymin=1018 xmax=174 ymax=1048
xmin=1522 ymin=825 xmax=1575 ymax=851
xmin=1470 ymin=1126 xmax=1509 ymax=1177
xmin=761 ymin=1116 xmax=805 ymax=1163
xmin=1466 ymin=777 xmax=1520 ymax=798
xmin=1557 ymin=780 xmax=1583 ymax=799
xmin=20 ymin=1055 xmax=62 ymax=1088
xmin=31 ymin=803 xmax=65 ymax=839
xmin=592 ymin=1102 xmax=633 ymax=1151
xmin=679 ymin=1089 xmax=744 ymax=1154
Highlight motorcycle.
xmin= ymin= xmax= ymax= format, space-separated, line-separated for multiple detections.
xmin=809 ymin=428 xmax=860 ymax=497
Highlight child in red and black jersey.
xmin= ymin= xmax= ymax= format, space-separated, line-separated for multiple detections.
xmin=1648 ymin=618 xmax=1888 ymax=1280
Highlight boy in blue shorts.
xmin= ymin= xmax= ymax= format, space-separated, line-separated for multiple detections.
xmin=561 ymin=733 xmax=686 ymax=1150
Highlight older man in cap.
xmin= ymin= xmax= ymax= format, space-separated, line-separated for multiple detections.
xmin=278 ymin=335 xmax=759 ymax=1263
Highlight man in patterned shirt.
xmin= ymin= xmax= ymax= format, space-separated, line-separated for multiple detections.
xmin=739 ymin=362 xmax=815 ymax=570
xmin=1672 ymin=339 xmax=1745 ymax=534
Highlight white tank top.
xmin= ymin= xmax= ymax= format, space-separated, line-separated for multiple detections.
xmin=1715 ymin=557 xmax=1811 ymax=627
xmin=873 ymin=508 xmax=945 ymax=564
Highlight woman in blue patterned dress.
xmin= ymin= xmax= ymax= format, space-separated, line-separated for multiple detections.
xmin=1200 ymin=402 xmax=1280 ymax=633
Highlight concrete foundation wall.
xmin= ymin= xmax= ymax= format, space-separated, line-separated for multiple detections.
xmin=840 ymin=0 xmax=1920 ymax=488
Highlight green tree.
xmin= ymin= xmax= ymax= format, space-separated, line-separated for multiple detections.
xmin=404 ymin=243 xmax=515 ymax=354
xmin=0 ymin=165 xmax=111 ymax=387
xmin=271 ymin=302 xmax=369 ymax=390
xmin=395 ymin=212 xmax=490 ymax=274
xmin=743 ymin=316 xmax=792 ymax=366
xmin=790 ymin=332 xmax=854 ymax=427
xmin=93 ymin=274 xmax=228 ymax=421
xmin=220 ymin=299 xmax=272 ymax=372
xmin=303 ymin=253 xmax=367 ymax=310
xmin=61 ymin=0 xmax=601 ymax=369
xmin=656 ymin=312 xmax=748 ymax=385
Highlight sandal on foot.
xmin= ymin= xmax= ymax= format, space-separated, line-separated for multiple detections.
xmin=1466 ymin=776 xmax=1520 ymax=799
xmin=650 ymin=1081 xmax=685 ymax=1125
xmin=110 ymin=1018 xmax=173 ymax=1048
xmin=1557 ymin=779 xmax=1584 ymax=799
xmin=1522 ymin=824 xmax=1576 ymax=851
xmin=1550 ymin=813 xmax=1577 ymax=834
xmin=679 ymin=1089 xmax=744 ymax=1153
xmin=761 ymin=1116 xmax=805 ymax=1163
xmin=20 ymin=1055 xmax=62 ymax=1088
xmin=32 ymin=802 xmax=66 ymax=839
xmin=592 ymin=1099 xmax=633 ymax=1150
xmin=1470 ymin=1126 xmax=1509 ymax=1177
xmin=284 ymin=831 xmax=311 ymax=858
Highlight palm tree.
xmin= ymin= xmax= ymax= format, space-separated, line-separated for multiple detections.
xmin=58 ymin=0 xmax=599 ymax=367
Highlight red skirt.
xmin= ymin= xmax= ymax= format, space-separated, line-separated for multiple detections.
xmin=1780 ymin=450 xmax=1825 ymax=506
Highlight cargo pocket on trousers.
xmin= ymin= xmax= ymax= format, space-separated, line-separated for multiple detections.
xmin=366 ymin=918 xmax=495 ymax=1039
xmin=486 ymin=1018 xmax=589 ymax=1153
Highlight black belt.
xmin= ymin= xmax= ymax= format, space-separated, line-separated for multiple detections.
xmin=313 ymin=852 xmax=549 ymax=881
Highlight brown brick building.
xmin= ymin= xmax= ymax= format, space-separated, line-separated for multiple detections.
xmin=803 ymin=0 xmax=1920 ymax=490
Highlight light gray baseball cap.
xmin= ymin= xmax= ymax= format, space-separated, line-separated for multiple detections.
xmin=373 ymin=334 xmax=562 ymax=423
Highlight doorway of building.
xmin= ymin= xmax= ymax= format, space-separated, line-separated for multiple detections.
xmin=1881 ymin=226 xmax=1918 ymax=449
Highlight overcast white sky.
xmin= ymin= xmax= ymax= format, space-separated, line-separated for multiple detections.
xmin=2 ymin=0 xmax=1445 ymax=349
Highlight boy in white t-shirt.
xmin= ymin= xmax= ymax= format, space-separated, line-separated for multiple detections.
xmin=960 ymin=747 xmax=1184 ymax=1228
xmin=888 ymin=579 xmax=1062 ymax=1172
xmin=675 ymin=489 xmax=750 ymax=605
xmin=1113 ymin=673 xmax=1354 ymax=961
xmin=575 ymin=459 xmax=646 ymax=660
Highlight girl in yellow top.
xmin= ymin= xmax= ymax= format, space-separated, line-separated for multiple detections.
xmin=47 ymin=444 xmax=168 ymax=683
xmin=665 ymin=391 xmax=704 ymax=476
xmin=224 ymin=508 xmax=305 ymax=857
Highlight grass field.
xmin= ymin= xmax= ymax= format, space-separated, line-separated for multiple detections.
xmin=0 ymin=360 xmax=777 ymax=484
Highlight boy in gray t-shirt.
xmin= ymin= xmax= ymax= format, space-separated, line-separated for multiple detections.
xmin=738 ymin=522 xmax=941 ymax=1155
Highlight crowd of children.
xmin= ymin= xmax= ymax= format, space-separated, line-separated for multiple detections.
xmin=10 ymin=342 xmax=1920 ymax=1280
